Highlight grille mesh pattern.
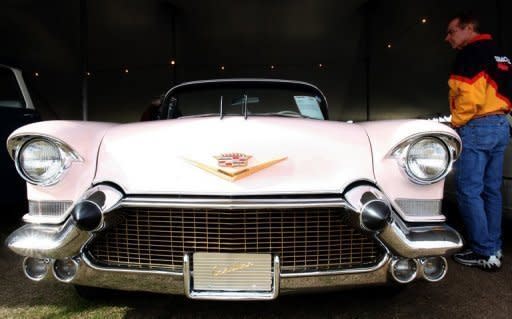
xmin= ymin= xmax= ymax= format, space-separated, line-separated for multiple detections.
xmin=88 ymin=207 xmax=384 ymax=273
xmin=28 ymin=200 xmax=73 ymax=217
xmin=395 ymin=199 xmax=442 ymax=217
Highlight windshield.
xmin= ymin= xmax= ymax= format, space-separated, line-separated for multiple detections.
xmin=162 ymin=81 xmax=327 ymax=120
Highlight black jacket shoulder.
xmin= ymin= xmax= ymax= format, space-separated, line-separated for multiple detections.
xmin=452 ymin=40 xmax=495 ymax=78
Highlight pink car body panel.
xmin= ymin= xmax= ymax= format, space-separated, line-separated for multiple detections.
xmin=359 ymin=119 xmax=460 ymax=204
xmin=8 ymin=121 xmax=116 ymax=202
xmin=7 ymin=118 xmax=458 ymax=210
xmin=94 ymin=117 xmax=374 ymax=195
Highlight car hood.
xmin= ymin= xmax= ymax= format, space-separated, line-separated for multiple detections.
xmin=94 ymin=117 xmax=374 ymax=195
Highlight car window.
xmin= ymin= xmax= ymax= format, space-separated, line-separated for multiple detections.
xmin=168 ymin=83 xmax=326 ymax=120
xmin=176 ymin=88 xmax=244 ymax=117
xmin=0 ymin=67 xmax=25 ymax=108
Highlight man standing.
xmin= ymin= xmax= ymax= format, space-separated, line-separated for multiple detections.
xmin=445 ymin=13 xmax=511 ymax=270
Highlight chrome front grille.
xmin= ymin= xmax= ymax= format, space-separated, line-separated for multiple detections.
xmin=88 ymin=206 xmax=384 ymax=273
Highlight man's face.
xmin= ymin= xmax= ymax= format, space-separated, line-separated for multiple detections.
xmin=445 ymin=18 xmax=473 ymax=49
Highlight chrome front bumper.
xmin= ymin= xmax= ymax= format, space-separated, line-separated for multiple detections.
xmin=5 ymin=185 xmax=463 ymax=299
xmin=70 ymin=253 xmax=393 ymax=298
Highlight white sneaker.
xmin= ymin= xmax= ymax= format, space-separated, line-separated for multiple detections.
xmin=483 ymin=256 xmax=502 ymax=270
xmin=496 ymin=249 xmax=503 ymax=260
xmin=453 ymin=250 xmax=502 ymax=271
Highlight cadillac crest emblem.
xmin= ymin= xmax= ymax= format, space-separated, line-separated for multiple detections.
xmin=214 ymin=153 xmax=251 ymax=167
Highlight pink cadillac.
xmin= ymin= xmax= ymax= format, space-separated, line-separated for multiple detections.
xmin=6 ymin=79 xmax=462 ymax=300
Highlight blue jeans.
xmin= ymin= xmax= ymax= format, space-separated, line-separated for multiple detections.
xmin=455 ymin=114 xmax=510 ymax=256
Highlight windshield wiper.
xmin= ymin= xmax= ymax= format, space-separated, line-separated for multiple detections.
xmin=256 ymin=111 xmax=318 ymax=120
xmin=219 ymin=95 xmax=224 ymax=119
xmin=177 ymin=113 xmax=220 ymax=119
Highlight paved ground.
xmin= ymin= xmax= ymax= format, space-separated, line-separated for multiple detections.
xmin=1 ymin=218 xmax=511 ymax=318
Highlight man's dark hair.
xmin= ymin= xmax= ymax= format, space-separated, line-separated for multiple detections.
xmin=451 ymin=11 xmax=480 ymax=32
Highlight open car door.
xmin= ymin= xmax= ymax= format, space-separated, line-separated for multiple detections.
xmin=0 ymin=65 xmax=41 ymax=217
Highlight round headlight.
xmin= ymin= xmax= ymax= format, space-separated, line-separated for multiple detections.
xmin=406 ymin=137 xmax=450 ymax=183
xmin=17 ymin=139 xmax=64 ymax=185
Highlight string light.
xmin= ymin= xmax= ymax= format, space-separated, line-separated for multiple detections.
xmin=34 ymin=63 xmax=337 ymax=80
xmin=421 ymin=18 xmax=427 ymax=24
xmin=387 ymin=43 xmax=392 ymax=49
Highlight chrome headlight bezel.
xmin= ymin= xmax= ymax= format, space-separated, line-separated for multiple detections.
xmin=405 ymin=137 xmax=450 ymax=183
xmin=11 ymin=135 xmax=82 ymax=186
xmin=392 ymin=134 xmax=460 ymax=185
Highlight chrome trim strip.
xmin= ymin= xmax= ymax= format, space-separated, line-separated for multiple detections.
xmin=23 ymin=213 xmax=70 ymax=225
xmin=83 ymin=251 xmax=389 ymax=279
xmin=280 ymin=253 xmax=390 ymax=278
xmin=183 ymin=254 xmax=191 ymax=294
xmin=395 ymin=214 xmax=446 ymax=223
xmin=378 ymin=218 xmax=463 ymax=258
xmin=121 ymin=197 xmax=348 ymax=209
xmin=82 ymin=254 xmax=182 ymax=276
xmin=69 ymin=253 xmax=394 ymax=297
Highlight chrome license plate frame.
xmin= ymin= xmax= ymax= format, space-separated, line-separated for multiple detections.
xmin=184 ymin=253 xmax=280 ymax=300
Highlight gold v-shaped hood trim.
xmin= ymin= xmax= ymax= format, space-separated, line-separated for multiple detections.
xmin=184 ymin=156 xmax=287 ymax=182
